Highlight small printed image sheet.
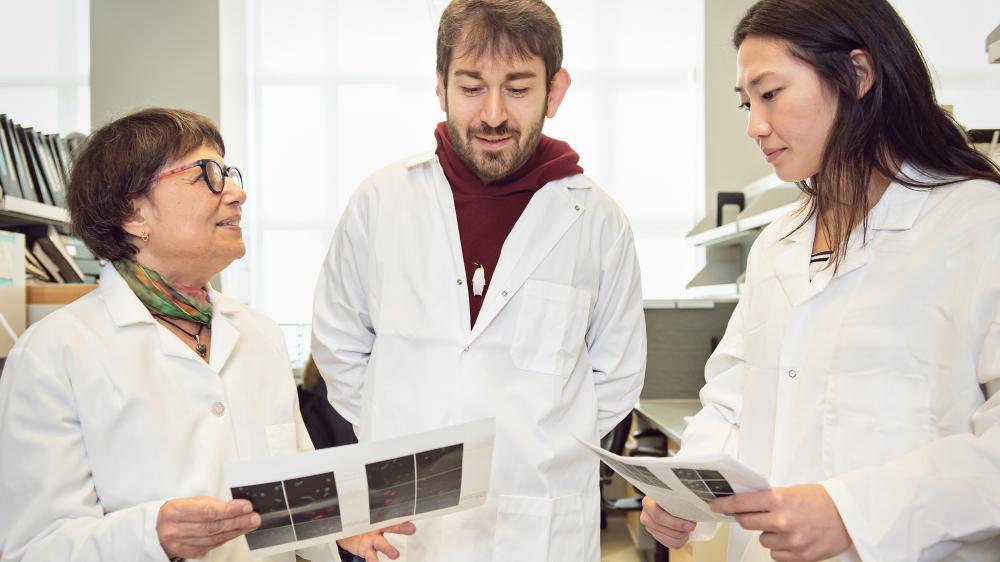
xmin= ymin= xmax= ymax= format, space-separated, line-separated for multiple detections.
xmin=577 ymin=438 xmax=770 ymax=523
xmin=226 ymin=418 xmax=494 ymax=556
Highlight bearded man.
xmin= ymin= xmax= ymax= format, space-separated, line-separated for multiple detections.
xmin=312 ymin=1 xmax=646 ymax=560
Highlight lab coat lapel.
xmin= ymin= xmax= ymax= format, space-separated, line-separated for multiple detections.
xmin=431 ymin=157 xmax=474 ymax=329
xmin=208 ymin=290 xmax=241 ymax=373
xmin=100 ymin=263 xmax=241 ymax=368
xmin=773 ymin=176 xmax=929 ymax=308
xmin=100 ymin=264 xmax=195 ymax=361
xmin=773 ymin=214 xmax=821 ymax=307
xmin=830 ymin=179 xmax=930 ymax=280
xmin=467 ymin=183 xmax=585 ymax=345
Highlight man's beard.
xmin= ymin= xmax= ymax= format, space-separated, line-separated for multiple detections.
xmin=446 ymin=112 xmax=545 ymax=183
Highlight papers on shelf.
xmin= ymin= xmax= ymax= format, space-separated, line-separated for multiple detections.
xmin=225 ymin=418 xmax=495 ymax=556
xmin=578 ymin=438 xmax=770 ymax=522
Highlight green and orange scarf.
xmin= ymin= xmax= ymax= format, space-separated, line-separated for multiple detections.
xmin=113 ymin=259 xmax=212 ymax=325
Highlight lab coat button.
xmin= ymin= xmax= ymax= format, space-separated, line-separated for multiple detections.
xmin=501 ymin=290 xmax=508 ymax=297
xmin=787 ymin=370 xmax=798 ymax=379
xmin=463 ymin=346 xmax=470 ymax=352
xmin=457 ymin=279 xmax=464 ymax=286
xmin=574 ymin=205 xmax=581 ymax=211
xmin=211 ymin=402 xmax=226 ymax=416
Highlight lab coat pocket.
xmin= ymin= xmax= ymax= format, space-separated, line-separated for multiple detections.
xmin=493 ymin=493 xmax=584 ymax=562
xmin=510 ymin=280 xmax=590 ymax=376
xmin=265 ymin=423 xmax=297 ymax=456
xmin=827 ymin=367 xmax=931 ymax=473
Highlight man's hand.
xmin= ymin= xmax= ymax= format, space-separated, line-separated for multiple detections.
xmin=710 ymin=483 xmax=852 ymax=562
xmin=156 ymin=497 xmax=261 ymax=560
xmin=337 ymin=522 xmax=417 ymax=562
xmin=639 ymin=496 xmax=696 ymax=549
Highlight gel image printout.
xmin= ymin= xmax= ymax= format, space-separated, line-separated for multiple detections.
xmin=415 ymin=443 xmax=463 ymax=513
xmin=672 ymin=468 xmax=735 ymax=504
xmin=283 ymin=471 xmax=343 ymax=540
xmin=366 ymin=454 xmax=418 ymax=524
xmin=231 ymin=481 xmax=296 ymax=550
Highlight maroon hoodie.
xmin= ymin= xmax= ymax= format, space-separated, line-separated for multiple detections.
xmin=434 ymin=122 xmax=585 ymax=326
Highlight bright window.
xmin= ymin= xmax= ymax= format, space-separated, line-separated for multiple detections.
xmin=0 ymin=0 xmax=90 ymax=135
xmin=892 ymin=0 xmax=1000 ymax=128
xmin=247 ymin=0 xmax=706 ymax=364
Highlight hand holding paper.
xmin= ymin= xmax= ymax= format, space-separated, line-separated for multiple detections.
xmin=639 ymin=496 xmax=696 ymax=549
xmin=224 ymin=418 xmax=494 ymax=556
xmin=577 ymin=437 xmax=770 ymax=523
xmin=710 ymin=483 xmax=852 ymax=561
xmin=156 ymin=497 xmax=261 ymax=560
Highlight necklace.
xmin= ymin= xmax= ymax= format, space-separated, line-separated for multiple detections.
xmin=151 ymin=312 xmax=209 ymax=357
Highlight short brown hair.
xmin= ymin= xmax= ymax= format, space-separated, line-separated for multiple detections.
xmin=436 ymin=0 xmax=563 ymax=86
xmin=67 ymin=108 xmax=225 ymax=261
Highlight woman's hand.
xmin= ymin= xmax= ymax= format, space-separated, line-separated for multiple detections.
xmin=710 ymin=483 xmax=852 ymax=562
xmin=156 ymin=496 xmax=260 ymax=559
xmin=337 ymin=522 xmax=417 ymax=562
xmin=639 ymin=496 xmax=696 ymax=549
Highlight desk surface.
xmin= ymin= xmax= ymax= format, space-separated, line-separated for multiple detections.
xmin=635 ymin=399 xmax=702 ymax=443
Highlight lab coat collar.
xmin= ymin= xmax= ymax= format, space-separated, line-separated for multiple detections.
xmin=869 ymin=163 xmax=933 ymax=231
xmin=773 ymin=164 xmax=934 ymax=305
xmin=99 ymin=262 xmax=240 ymax=325
xmin=402 ymin=150 xmax=440 ymax=169
xmin=99 ymin=262 xmax=241 ymax=369
xmin=776 ymin=162 xmax=931 ymax=246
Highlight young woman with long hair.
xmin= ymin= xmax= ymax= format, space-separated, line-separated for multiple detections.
xmin=641 ymin=1 xmax=1000 ymax=561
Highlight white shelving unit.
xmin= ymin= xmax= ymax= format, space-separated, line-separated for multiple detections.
xmin=0 ymin=195 xmax=70 ymax=226
xmin=685 ymin=174 xmax=805 ymax=300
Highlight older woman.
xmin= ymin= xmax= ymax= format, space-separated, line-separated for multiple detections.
xmin=0 ymin=108 xmax=412 ymax=562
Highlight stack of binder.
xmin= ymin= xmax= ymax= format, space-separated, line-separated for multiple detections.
xmin=23 ymin=225 xmax=99 ymax=284
xmin=0 ymin=114 xmax=99 ymax=285
xmin=0 ymin=114 xmax=80 ymax=207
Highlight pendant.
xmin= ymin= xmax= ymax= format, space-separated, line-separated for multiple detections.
xmin=196 ymin=343 xmax=207 ymax=357
xmin=472 ymin=263 xmax=486 ymax=297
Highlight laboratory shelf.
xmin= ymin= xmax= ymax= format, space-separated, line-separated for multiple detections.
xmin=0 ymin=195 xmax=70 ymax=228
xmin=684 ymin=215 xmax=746 ymax=247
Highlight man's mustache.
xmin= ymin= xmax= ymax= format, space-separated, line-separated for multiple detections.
xmin=469 ymin=122 xmax=520 ymax=137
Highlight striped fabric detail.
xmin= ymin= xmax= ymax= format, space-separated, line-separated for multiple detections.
xmin=810 ymin=250 xmax=832 ymax=264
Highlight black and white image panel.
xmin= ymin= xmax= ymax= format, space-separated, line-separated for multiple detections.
xmin=283 ymin=472 xmax=343 ymax=540
xmin=671 ymin=468 xmax=701 ymax=482
xmin=231 ymin=481 xmax=296 ymax=550
xmin=628 ymin=465 xmax=672 ymax=490
xmin=671 ymin=467 xmax=737 ymax=503
xmin=704 ymin=479 xmax=734 ymax=496
xmin=415 ymin=443 xmax=464 ymax=514
xmin=366 ymin=454 xmax=417 ymax=524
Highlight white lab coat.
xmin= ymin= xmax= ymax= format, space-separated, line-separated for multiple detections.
xmin=0 ymin=264 xmax=337 ymax=562
xmin=311 ymin=151 xmax=646 ymax=562
xmin=680 ymin=167 xmax=1000 ymax=561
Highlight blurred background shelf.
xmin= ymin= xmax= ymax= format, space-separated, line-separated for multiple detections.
xmin=0 ymin=195 xmax=70 ymax=228
xmin=685 ymin=173 xmax=805 ymax=301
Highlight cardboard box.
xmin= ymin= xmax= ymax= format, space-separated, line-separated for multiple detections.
xmin=27 ymin=283 xmax=98 ymax=326
xmin=26 ymin=283 xmax=98 ymax=305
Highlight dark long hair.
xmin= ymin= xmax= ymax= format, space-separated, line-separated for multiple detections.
xmin=734 ymin=0 xmax=1000 ymax=264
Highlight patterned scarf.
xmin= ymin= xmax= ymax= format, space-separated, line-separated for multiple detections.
xmin=113 ymin=259 xmax=213 ymax=325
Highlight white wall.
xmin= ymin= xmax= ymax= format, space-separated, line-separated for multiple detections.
xmin=89 ymin=0 xmax=222 ymax=128
xmin=703 ymin=0 xmax=772 ymax=216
